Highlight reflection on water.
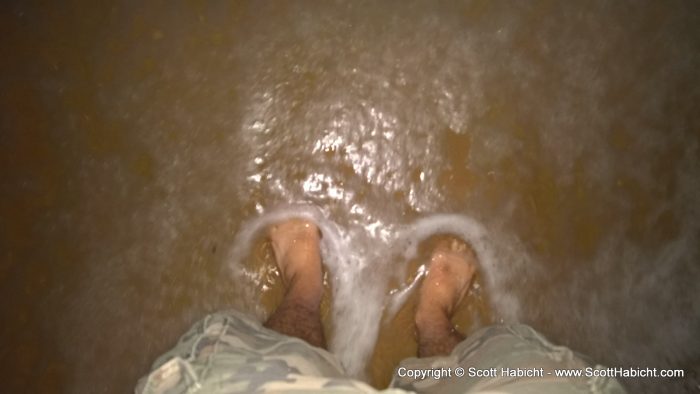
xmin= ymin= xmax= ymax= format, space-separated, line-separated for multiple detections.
xmin=1 ymin=0 xmax=699 ymax=392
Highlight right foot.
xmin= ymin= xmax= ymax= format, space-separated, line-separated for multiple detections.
xmin=415 ymin=238 xmax=477 ymax=330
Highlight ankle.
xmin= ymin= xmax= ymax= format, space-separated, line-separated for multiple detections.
xmin=286 ymin=273 xmax=323 ymax=307
xmin=415 ymin=306 xmax=453 ymax=335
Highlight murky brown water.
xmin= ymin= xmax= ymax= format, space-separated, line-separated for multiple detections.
xmin=2 ymin=1 xmax=699 ymax=393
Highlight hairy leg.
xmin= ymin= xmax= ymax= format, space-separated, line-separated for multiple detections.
xmin=264 ymin=219 xmax=326 ymax=348
xmin=415 ymin=238 xmax=477 ymax=357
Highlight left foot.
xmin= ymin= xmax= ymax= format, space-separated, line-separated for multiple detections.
xmin=268 ymin=218 xmax=323 ymax=303
xmin=265 ymin=218 xmax=326 ymax=348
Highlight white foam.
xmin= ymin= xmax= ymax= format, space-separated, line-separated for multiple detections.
xmin=229 ymin=208 xmax=519 ymax=378
xmin=228 ymin=204 xmax=387 ymax=378
xmin=385 ymin=214 xmax=521 ymax=322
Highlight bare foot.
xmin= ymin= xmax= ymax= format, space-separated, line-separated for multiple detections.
xmin=265 ymin=218 xmax=326 ymax=347
xmin=415 ymin=238 xmax=477 ymax=357
xmin=269 ymin=218 xmax=323 ymax=296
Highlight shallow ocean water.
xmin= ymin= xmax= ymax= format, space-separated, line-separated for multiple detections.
xmin=1 ymin=1 xmax=699 ymax=393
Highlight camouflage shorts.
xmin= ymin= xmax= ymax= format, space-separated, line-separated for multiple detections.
xmin=135 ymin=310 xmax=625 ymax=394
